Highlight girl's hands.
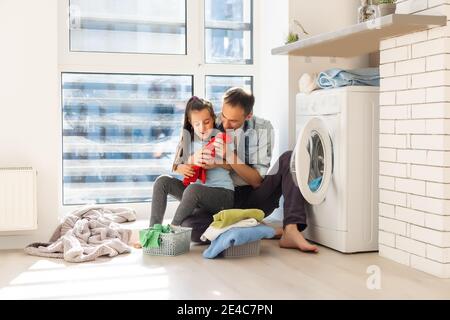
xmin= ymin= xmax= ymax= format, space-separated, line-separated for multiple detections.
xmin=189 ymin=148 xmax=213 ymax=168
xmin=176 ymin=164 xmax=195 ymax=179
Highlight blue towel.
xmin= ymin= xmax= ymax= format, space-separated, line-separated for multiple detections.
xmin=317 ymin=68 xmax=380 ymax=89
xmin=309 ymin=176 xmax=323 ymax=192
xmin=203 ymin=225 xmax=275 ymax=259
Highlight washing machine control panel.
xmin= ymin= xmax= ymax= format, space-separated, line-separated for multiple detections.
xmin=296 ymin=92 xmax=342 ymax=116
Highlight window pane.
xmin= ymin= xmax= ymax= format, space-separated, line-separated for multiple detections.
xmin=69 ymin=0 xmax=186 ymax=54
xmin=62 ymin=73 xmax=192 ymax=205
xmin=205 ymin=0 xmax=253 ymax=64
xmin=205 ymin=76 xmax=253 ymax=111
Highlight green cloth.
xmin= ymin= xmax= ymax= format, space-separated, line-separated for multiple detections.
xmin=211 ymin=209 xmax=265 ymax=229
xmin=140 ymin=224 xmax=172 ymax=248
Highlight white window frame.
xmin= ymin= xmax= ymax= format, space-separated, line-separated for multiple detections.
xmin=57 ymin=0 xmax=260 ymax=216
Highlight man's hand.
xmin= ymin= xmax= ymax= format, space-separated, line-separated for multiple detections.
xmin=213 ymin=136 xmax=226 ymax=160
xmin=176 ymin=164 xmax=195 ymax=179
xmin=213 ymin=135 xmax=234 ymax=164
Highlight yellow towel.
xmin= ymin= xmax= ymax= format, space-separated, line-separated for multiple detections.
xmin=211 ymin=209 xmax=265 ymax=229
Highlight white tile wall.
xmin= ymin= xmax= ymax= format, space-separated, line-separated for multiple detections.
xmin=379 ymin=0 xmax=450 ymax=278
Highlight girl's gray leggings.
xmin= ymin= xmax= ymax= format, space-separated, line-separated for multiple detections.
xmin=150 ymin=175 xmax=235 ymax=226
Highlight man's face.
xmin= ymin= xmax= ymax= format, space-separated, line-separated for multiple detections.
xmin=221 ymin=103 xmax=251 ymax=130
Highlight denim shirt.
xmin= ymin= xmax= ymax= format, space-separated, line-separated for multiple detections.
xmin=172 ymin=115 xmax=274 ymax=187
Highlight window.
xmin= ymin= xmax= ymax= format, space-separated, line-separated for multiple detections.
xmin=205 ymin=0 xmax=253 ymax=64
xmin=62 ymin=73 xmax=192 ymax=205
xmin=205 ymin=76 xmax=253 ymax=111
xmin=60 ymin=1 xmax=257 ymax=206
xmin=69 ymin=0 xmax=186 ymax=54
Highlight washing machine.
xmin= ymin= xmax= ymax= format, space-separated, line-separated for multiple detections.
xmin=292 ymin=86 xmax=379 ymax=253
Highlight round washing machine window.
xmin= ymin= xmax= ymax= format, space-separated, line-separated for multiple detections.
xmin=293 ymin=117 xmax=333 ymax=205
xmin=308 ymin=131 xmax=325 ymax=187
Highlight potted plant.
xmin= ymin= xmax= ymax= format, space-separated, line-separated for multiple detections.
xmin=377 ymin=0 xmax=397 ymax=17
xmin=285 ymin=20 xmax=309 ymax=45
xmin=285 ymin=32 xmax=299 ymax=45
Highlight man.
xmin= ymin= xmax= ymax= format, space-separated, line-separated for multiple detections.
xmin=179 ymin=88 xmax=318 ymax=253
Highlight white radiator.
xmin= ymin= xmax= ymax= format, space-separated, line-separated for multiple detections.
xmin=0 ymin=167 xmax=37 ymax=231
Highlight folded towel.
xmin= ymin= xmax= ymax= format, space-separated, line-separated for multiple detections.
xmin=211 ymin=209 xmax=265 ymax=229
xmin=200 ymin=218 xmax=259 ymax=242
xmin=298 ymin=73 xmax=319 ymax=94
xmin=317 ymin=68 xmax=380 ymax=89
xmin=203 ymin=225 xmax=276 ymax=259
xmin=140 ymin=224 xmax=172 ymax=248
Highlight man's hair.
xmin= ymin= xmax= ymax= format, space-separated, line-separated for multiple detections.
xmin=223 ymin=87 xmax=255 ymax=116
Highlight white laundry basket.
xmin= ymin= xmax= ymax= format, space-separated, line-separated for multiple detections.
xmin=141 ymin=226 xmax=192 ymax=256
xmin=221 ymin=240 xmax=261 ymax=258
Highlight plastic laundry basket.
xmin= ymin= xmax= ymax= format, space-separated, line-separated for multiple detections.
xmin=142 ymin=226 xmax=192 ymax=256
xmin=221 ymin=240 xmax=261 ymax=258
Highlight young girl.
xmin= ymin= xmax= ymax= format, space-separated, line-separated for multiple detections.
xmin=149 ymin=96 xmax=235 ymax=227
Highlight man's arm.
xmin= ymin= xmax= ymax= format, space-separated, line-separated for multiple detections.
xmin=228 ymin=152 xmax=263 ymax=189
xmin=212 ymin=136 xmax=263 ymax=188
xmin=212 ymin=120 xmax=274 ymax=188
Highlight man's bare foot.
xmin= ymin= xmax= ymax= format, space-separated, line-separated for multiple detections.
xmin=279 ymin=224 xmax=319 ymax=253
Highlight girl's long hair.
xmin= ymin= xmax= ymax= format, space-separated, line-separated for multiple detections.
xmin=173 ymin=97 xmax=216 ymax=169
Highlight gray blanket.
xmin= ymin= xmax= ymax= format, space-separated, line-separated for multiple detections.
xmin=25 ymin=206 xmax=136 ymax=263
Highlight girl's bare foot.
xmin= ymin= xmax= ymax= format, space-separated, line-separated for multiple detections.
xmin=260 ymin=221 xmax=283 ymax=239
xmin=273 ymin=227 xmax=283 ymax=239
xmin=132 ymin=242 xmax=142 ymax=249
xmin=279 ymin=224 xmax=319 ymax=253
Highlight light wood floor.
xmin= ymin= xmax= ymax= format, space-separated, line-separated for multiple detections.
xmin=1 ymin=240 xmax=450 ymax=300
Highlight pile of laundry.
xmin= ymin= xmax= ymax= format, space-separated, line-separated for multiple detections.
xmin=24 ymin=205 xmax=136 ymax=263
xmin=298 ymin=67 xmax=380 ymax=94
xmin=200 ymin=209 xmax=275 ymax=259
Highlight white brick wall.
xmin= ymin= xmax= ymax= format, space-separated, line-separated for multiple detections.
xmin=412 ymin=103 xmax=450 ymax=118
xmin=379 ymin=0 xmax=450 ymax=278
xmin=380 ymin=202 xmax=396 ymax=218
xmin=425 ymin=213 xmax=450 ymax=230
xmin=427 ymin=244 xmax=450 ymax=263
xmin=379 ymin=230 xmax=396 ymax=247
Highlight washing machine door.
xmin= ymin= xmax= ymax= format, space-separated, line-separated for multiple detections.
xmin=294 ymin=117 xmax=333 ymax=205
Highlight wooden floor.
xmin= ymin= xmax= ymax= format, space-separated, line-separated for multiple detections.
xmin=1 ymin=240 xmax=450 ymax=300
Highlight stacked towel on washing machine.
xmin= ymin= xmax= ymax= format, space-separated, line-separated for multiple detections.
xmin=317 ymin=68 xmax=380 ymax=89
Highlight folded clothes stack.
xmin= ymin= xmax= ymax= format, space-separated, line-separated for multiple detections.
xmin=201 ymin=209 xmax=275 ymax=259
xmin=317 ymin=67 xmax=380 ymax=89
xmin=298 ymin=67 xmax=380 ymax=94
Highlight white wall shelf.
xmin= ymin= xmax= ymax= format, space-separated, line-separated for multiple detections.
xmin=271 ymin=14 xmax=447 ymax=57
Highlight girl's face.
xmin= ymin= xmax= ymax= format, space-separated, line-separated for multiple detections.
xmin=190 ymin=109 xmax=214 ymax=141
